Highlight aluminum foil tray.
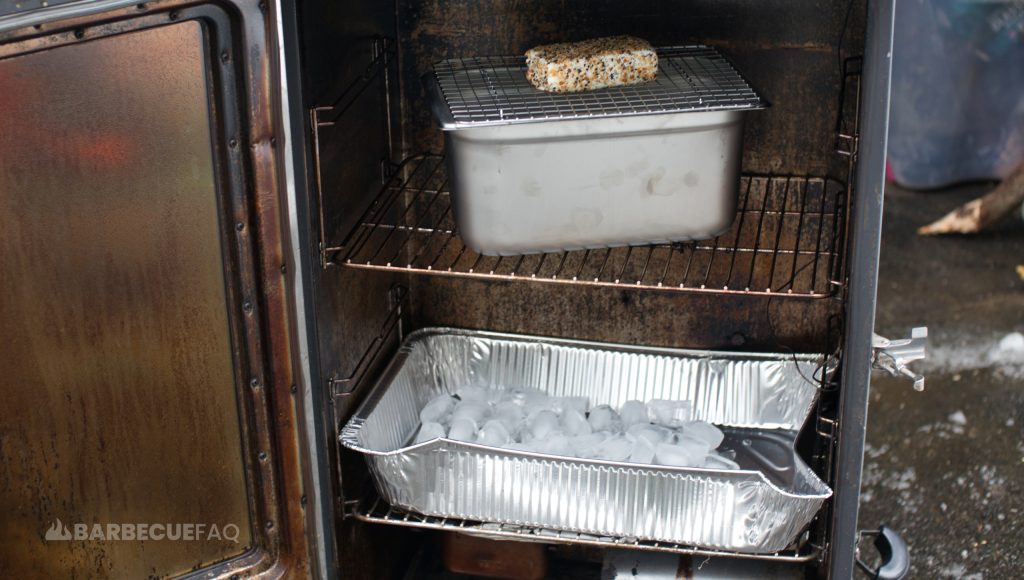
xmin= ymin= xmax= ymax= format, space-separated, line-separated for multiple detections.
xmin=340 ymin=328 xmax=832 ymax=553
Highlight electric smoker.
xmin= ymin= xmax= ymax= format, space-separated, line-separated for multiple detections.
xmin=0 ymin=0 xmax=925 ymax=577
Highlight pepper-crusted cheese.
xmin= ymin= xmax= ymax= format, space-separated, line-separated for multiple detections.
xmin=525 ymin=36 xmax=658 ymax=93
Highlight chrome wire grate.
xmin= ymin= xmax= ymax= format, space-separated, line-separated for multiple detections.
xmin=433 ymin=45 xmax=766 ymax=127
xmin=334 ymin=155 xmax=847 ymax=298
xmin=351 ymin=493 xmax=818 ymax=562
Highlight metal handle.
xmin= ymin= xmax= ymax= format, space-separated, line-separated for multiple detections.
xmin=872 ymin=327 xmax=927 ymax=391
xmin=856 ymin=526 xmax=911 ymax=580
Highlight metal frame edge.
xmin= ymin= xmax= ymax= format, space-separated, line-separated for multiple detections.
xmin=272 ymin=0 xmax=338 ymax=577
xmin=829 ymin=0 xmax=896 ymax=577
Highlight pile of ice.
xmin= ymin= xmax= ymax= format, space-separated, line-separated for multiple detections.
xmin=412 ymin=386 xmax=740 ymax=470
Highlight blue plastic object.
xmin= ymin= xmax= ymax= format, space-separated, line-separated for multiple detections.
xmin=887 ymin=0 xmax=1024 ymax=189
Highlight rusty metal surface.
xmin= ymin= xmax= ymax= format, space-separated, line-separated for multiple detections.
xmin=408 ymin=277 xmax=836 ymax=354
xmin=301 ymin=0 xmax=400 ymax=258
xmin=0 ymin=21 xmax=251 ymax=578
xmin=311 ymin=46 xmax=397 ymax=258
xmin=0 ymin=1 xmax=310 ymax=578
xmin=319 ymin=271 xmax=418 ymax=579
xmin=295 ymin=0 xmax=425 ymax=573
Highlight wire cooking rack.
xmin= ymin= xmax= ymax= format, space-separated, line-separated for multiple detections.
xmin=433 ymin=45 xmax=766 ymax=127
xmin=334 ymin=155 xmax=847 ymax=298
xmin=350 ymin=492 xmax=818 ymax=562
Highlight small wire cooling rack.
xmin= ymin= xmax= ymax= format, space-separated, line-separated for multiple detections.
xmin=432 ymin=45 xmax=766 ymax=128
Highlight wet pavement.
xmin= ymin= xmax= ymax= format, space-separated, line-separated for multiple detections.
xmin=860 ymin=182 xmax=1024 ymax=578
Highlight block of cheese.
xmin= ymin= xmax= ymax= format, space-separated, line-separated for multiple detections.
xmin=525 ymin=36 xmax=658 ymax=93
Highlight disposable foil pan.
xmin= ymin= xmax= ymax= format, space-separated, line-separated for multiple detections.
xmin=341 ymin=328 xmax=832 ymax=553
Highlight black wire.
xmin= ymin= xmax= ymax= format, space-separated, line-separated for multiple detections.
xmin=764 ymin=258 xmax=840 ymax=389
xmin=765 ymin=294 xmax=825 ymax=389
xmin=832 ymin=0 xmax=859 ymax=140
xmin=770 ymin=254 xmax=813 ymax=294
xmin=837 ymin=0 xmax=856 ymax=77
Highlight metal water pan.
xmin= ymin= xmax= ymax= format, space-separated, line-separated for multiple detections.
xmin=426 ymin=46 xmax=767 ymax=255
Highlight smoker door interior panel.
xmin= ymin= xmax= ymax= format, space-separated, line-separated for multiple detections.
xmin=0 ymin=21 xmax=254 ymax=578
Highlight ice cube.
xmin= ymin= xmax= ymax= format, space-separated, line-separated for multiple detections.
xmin=455 ymin=385 xmax=495 ymax=403
xmin=626 ymin=423 xmax=672 ymax=446
xmin=492 ymin=401 xmax=525 ymax=434
xmin=587 ymin=405 xmax=622 ymax=433
xmin=648 ymin=399 xmax=693 ymax=428
xmin=477 ymin=420 xmax=511 ymax=447
xmin=654 ymin=441 xmax=706 ymax=468
xmin=682 ymin=421 xmax=725 ymax=449
xmin=533 ymin=433 xmax=572 ymax=457
xmin=704 ymin=453 xmax=741 ymax=470
xmin=448 ymin=417 xmax=478 ymax=442
xmin=452 ymin=400 xmax=490 ymax=424
xmin=521 ymin=400 xmax=554 ymax=417
xmin=596 ymin=435 xmax=634 ymax=462
xmin=503 ymin=387 xmax=550 ymax=409
xmin=569 ymin=433 xmax=607 ymax=458
xmin=419 ymin=394 xmax=457 ymax=425
xmin=629 ymin=436 xmax=656 ymax=465
xmin=674 ymin=434 xmax=713 ymax=456
xmin=526 ymin=409 xmax=560 ymax=440
xmin=413 ymin=421 xmax=446 ymax=444
xmin=561 ymin=409 xmax=593 ymax=436
xmin=552 ymin=396 xmax=590 ymax=416
xmin=618 ymin=400 xmax=649 ymax=427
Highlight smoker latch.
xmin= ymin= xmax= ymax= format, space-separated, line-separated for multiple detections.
xmin=871 ymin=327 xmax=928 ymax=391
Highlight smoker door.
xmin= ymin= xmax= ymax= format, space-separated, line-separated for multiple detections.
xmin=0 ymin=1 xmax=315 ymax=577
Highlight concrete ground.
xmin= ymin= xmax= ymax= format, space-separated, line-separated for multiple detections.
xmin=860 ymin=182 xmax=1024 ymax=578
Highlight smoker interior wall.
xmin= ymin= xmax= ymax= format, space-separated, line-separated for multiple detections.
xmin=298 ymin=3 xmax=413 ymax=574
xmin=301 ymin=0 xmax=398 ymax=245
xmin=298 ymin=0 xmax=405 ymax=478
xmin=323 ymin=268 xmax=424 ymax=580
xmin=410 ymin=278 xmax=838 ymax=352
xmin=397 ymin=0 xmax=866 ymax=177
xmin=300 ymin=0 xmax=391 ymax=103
